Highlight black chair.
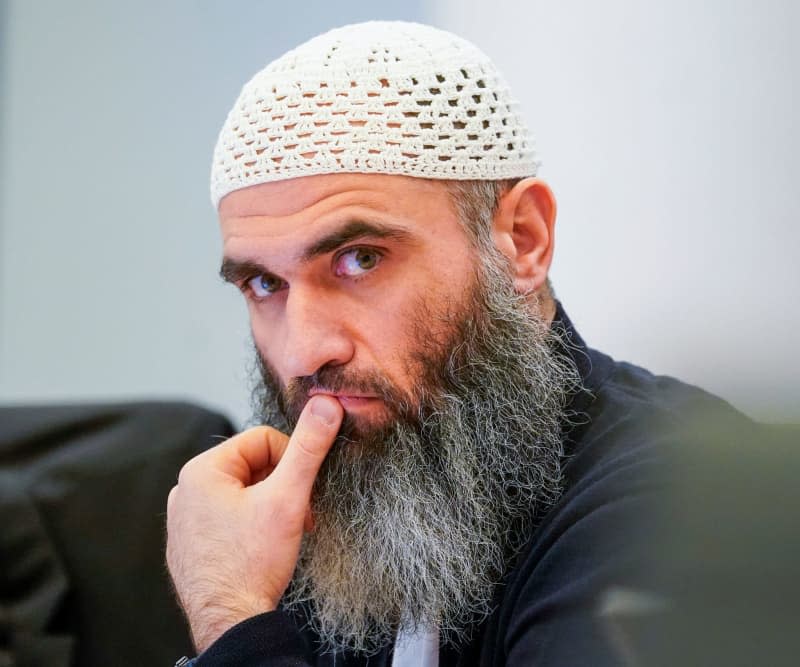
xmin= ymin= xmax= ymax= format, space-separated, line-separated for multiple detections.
xmin=1 ymin=401 xmax=236 ymax=667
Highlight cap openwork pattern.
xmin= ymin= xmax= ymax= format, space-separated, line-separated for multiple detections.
xmin=210 ymin=21 xmax=540 ymax=207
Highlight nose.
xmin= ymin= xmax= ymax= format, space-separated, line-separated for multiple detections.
xmin=280 ymin=286 xmax=355 ymax=379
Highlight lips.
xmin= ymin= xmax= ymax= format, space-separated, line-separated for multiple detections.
xmin=335 ymin=395 xmax=377 ymax=408
xmin=308 ymin=388 xmax=379 ymax=409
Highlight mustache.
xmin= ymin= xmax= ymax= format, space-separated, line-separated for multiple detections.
xmin=271 ymin=364 xmax=417 ymax=428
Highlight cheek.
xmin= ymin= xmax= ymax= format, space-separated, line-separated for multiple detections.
xmin=249 ymin=309 xmax=271 ymax=342
xmin=369 ymin=294 xmax=450 ymax=381
xmin=248 ymin=308 xmax=284 ymax=373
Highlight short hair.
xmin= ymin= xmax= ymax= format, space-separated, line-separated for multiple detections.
xmin=446 ymin=179 xmax=555 ymax=301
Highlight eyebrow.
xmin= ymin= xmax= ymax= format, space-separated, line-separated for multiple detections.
xmin=219 ymin=219 xmax=414 ymax=284
xmin=300 ymin=220 xmax=413 ymax=261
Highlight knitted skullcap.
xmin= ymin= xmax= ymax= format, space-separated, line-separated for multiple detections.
xmin=210 ymin=21 xmax=540 ymax=207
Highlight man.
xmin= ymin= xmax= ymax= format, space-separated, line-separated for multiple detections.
xmin=166 ymin=21 xmax=751 ymax=665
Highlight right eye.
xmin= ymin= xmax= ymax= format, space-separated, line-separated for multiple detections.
xmin=246 ymin=273 xmax=287 ymax=299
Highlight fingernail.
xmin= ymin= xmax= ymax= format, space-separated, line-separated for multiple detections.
xmin=309 ymin=396 xmax=339 ymax=426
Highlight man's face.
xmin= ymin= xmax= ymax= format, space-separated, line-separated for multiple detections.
xmin=219 ymin=173 xmax=479 ymax=429
xmin=219 ymin=173 xmax=577 ymax=654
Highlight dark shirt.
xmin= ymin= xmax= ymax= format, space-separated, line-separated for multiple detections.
xmin=193 ymin=304 xmax=753 ymax=666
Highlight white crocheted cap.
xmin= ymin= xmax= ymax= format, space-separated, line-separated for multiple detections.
xmin=210 ymin=21 xmax=540 ymax=208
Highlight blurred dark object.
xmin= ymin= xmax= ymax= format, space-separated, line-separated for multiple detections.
xmin=0 ymin=401 xmax=236 ymax=667
xmin=601 ymin=418 xmax=800 ymax=667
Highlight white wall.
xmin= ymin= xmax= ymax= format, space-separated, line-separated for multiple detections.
xmin=432 ymin=0 xmax=799 ymax=421
xmin=2 ymin=1 xmax=797 ymax=426
xmin=0 ymin=0 xmax=425 ymax=427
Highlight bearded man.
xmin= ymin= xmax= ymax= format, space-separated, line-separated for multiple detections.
xmin=166 ymin=21 xmax=751 ymax=666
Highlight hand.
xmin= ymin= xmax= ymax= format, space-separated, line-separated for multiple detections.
xmin=166 ymin=395 xmax=343 ymax=652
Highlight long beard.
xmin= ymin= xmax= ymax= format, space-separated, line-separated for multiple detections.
xmin=250 ymin=254 xmax=582 ymax=655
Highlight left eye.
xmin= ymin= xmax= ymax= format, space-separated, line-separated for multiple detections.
xmin=334 ymin=247 xmax=382 ymax=278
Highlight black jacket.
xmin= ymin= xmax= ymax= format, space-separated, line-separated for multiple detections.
xmin=195 ymin=305 xmax=755 ymax=666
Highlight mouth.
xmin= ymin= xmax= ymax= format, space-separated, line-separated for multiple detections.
xmin=308 ymin=388 xmax=380 ymax=410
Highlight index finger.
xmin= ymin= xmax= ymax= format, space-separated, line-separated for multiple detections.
xmin=269 ymin=395 xmax=343 ymax=501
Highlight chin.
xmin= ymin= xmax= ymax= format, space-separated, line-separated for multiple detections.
xmin=331 ymin=412 xmax=399 ymax=458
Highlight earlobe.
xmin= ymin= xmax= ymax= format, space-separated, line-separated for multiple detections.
xmin=493 ymin=178 xmax=556 ymax=295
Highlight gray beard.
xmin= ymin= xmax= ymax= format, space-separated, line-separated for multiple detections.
xmin=250 ymin=254 xmax=582 ymax=655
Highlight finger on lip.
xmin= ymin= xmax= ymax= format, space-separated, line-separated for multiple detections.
xmin=306 ymin=394 xmax=342 ymax=427
xmin=309 ymin=389 xmax=375 ymax=401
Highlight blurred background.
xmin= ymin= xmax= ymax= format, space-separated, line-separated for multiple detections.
xmin=1 ymin=0 xmax=797 ymax=427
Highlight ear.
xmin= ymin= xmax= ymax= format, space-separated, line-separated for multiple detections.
xmin=491 ymin=178 xmax=556 ymax=295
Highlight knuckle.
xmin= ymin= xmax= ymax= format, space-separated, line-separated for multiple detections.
xmin=176 ymin=454 xmax=204 ymax=485
xmin=166 ymin=485 xmax=180 ymax=513
xmin=292 ymin=426 xmax=326 ymax=460
xmin=294 ymin=434 xmax=320 ymax=459
xmin=176 ymin=462 xmax=193 ymax=486
xmin=262 ymin=425 xmax=290 ymax=448
xmin=248 ymin=424 xmax=282 ymax=441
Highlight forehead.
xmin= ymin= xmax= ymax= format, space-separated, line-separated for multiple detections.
xmin=218 ymin=173 xmax=460 ymax=242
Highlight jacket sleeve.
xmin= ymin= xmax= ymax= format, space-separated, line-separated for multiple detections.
xmin=194 ymin=611 xmax=313 ymax=666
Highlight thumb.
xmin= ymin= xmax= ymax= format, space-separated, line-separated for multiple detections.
xmin=268 ymin=395 xmax=343 ymax=502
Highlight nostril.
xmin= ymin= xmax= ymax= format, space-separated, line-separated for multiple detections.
xmin=282 ymin=330 xmax=355 ymax=379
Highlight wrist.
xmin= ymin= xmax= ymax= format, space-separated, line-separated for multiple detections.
xmin=188 ymin=596 xmax=277 ymax=653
